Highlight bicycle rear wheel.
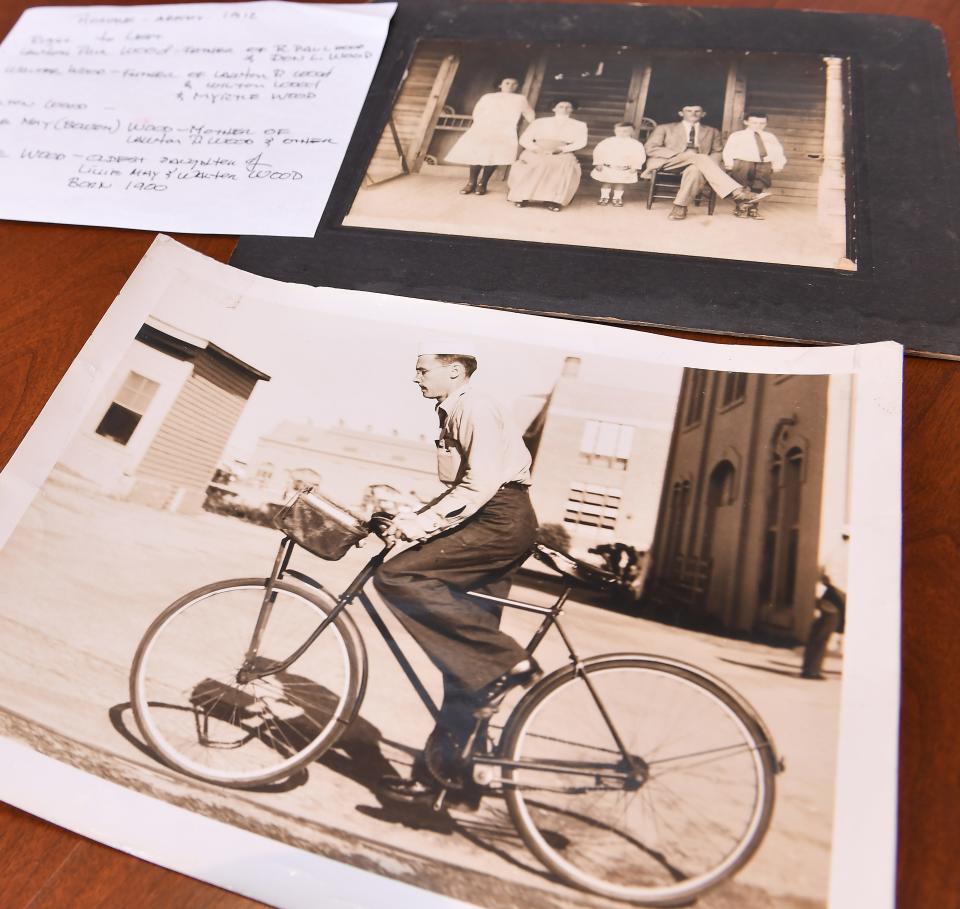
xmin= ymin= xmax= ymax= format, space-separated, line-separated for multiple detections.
xmin=500 ymin=657 xmax=776 ymax=906
xmin=130 ymin=578 xmax=364 ymax=787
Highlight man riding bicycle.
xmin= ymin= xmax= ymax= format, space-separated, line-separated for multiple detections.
xmin=373 ymin=340 xmax=541 ymax=806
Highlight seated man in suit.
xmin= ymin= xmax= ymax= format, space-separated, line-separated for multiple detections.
xmin=643 ymin=104 xmax=768 ymax=220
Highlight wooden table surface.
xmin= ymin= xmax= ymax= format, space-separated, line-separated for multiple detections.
xmin=1 ymin=0 xmax=957 ymax=906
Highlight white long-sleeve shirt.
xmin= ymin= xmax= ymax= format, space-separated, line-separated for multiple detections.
xmin=722 ymin=128 xmax=787 ymax=171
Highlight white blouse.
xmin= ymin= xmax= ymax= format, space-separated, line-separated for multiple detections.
xmin=518 ymin=116 xmax=588 ymax=154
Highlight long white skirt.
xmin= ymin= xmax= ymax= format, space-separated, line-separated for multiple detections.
xmin=507 ymin=150 xmax=582 ymax=206
xmin=446 ymin=126 xmax=519 ymax=166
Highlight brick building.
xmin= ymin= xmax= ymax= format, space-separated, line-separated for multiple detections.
xmin=646 ymin=369 xmax=853 ymax=640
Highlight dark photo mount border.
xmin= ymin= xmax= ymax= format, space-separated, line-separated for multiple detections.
xmin=230 ymin=1 xmax=960 ymax=359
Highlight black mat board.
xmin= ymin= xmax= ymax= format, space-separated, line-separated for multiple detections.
xmin=230 ymin=1 xmax=960 ymax=359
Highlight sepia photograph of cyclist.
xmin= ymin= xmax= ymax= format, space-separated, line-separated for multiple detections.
xmin=0 ymin=240 xmax=901 ymax=909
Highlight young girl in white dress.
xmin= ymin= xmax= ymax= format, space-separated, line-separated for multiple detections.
xmin=507 ymin=100 xmax=588 ymax=211
xmin=591 ymin=122 xmax=647 ymax=207
xmin=446 ymin=77 xmax=535 ymax=196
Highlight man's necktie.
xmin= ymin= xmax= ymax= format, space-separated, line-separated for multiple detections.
xmin=687 ymin=124 xmax=696 ymax=149
xmin=754 ymin=131 xmax=769 ymax=161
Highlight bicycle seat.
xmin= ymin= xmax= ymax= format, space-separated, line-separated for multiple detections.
xmin=531 ymin=543 xmax=621 ymax=590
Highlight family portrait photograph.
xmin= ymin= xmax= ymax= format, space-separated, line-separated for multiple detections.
xmin=0 ymin=239 xmax=900 ymax=909
xmin=343 ymin=40 xmax=854 ymax=271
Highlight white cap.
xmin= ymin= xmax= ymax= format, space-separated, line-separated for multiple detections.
xmin=416 ymin=336 xmax=479 ymax=359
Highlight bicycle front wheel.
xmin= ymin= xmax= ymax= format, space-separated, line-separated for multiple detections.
xmin=500 ymin=657 xmax=776 ymax=906
xmin=130 ymin=578 xmax=364 ymax=787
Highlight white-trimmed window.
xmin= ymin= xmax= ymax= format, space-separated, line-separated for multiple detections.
xmin=683 ymin=370 xmax=708 ymax=427
xmin=564 ymin=482 xmax=622 ymax=534
xmin=720 ymin=372 xmax=748 ymax=408
xmin=579 ymin=420 xmax=634 ymax=470
xmin=94 ymin=371 xmax=159 ymax=446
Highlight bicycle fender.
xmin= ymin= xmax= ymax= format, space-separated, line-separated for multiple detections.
xmin=518 ymin=652 xmax=784 ymax=774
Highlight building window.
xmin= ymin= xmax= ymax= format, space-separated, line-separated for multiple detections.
xmin=579 ymin=420 xmax=634 ymax=470
xmin=663 ymin=478 xmax=691 ymax=578
xmin=256 ymin=463 xmax=274 ymax=485
xmin=564 ymin=482 xmax=621 ymax=533
xmin=759 ymin=446 xmax=804 ymax=608
xmin=683 ymin=370 xmax=708 ymax=427
xmin=701 ymin=461 xmax=736 ymax=560
xmin=94 ymin=371 xmax=159 ymax=446
xmin=719 ymin=372 xmax=748 ymax=409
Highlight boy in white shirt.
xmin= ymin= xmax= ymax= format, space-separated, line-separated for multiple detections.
xmin=591 ymin=122 xmax=647 ymax=207
xmin=722 ymin=112 xmax=786 ymax=219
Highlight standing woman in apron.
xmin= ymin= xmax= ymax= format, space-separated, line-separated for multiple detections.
xmin=446 ymin=77 xmax=535 ymax=196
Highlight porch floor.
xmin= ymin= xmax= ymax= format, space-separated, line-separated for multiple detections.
xmin=344 ymin=172 xmax=852 ymax=271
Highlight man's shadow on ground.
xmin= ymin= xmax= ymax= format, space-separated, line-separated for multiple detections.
xmin=109 ymin=665 xmax=553 ymax=882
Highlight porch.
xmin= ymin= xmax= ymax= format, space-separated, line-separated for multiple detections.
xmin=343 ymin=170 xmax=851 ymax=270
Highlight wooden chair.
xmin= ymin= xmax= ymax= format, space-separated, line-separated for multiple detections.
xmin=646 ymin=167 xmax=717 ymax=215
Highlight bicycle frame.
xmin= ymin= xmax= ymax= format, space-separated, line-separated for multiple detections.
xmin=234 ymin=535 xmax=644 ymax=787
xmin=239 ymin=536 xmax=574 ymax=707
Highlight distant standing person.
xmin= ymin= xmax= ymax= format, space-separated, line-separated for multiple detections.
xmin=446 ymin=77 xmax=535 ymax=196
xmin=801 ymin=571 xmax=846 ymax=680
xmin=591 ymin=121 xmax=647 ymax=207
xmin=722 ymin=112 xmax=787 ymax=219
xmin=507 ymin=100 xmax=588 ymax=212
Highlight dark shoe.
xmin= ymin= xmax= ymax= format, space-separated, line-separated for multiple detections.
xmin=668 ymin=204 xmax=687 ymax=220
xmin=611 ymin=198 xmax=624 ymax=208
xmin=475 ymin=185 xmax=488 ymax=196
xmin=747 ymin=205 xmax=765 ymax=220
xmin=474 ymin=658 xmax=543 ymax=717
xmin=459 ymin=183 xmax=477 ymax=195
xmin=801 ymin=671 xmax=827 ymax=680
xmin=598 ymin=196 xmax=610 ymax=206
xmin=732 ymin=187 xmax=771 ymax=204
xmin=377 ymin=774 xmax=484 ymax=811
xmin=547 ymin=203 xmax=562 ymax=212
xmin=514 ymin=201 xmax=527 ymax=208
xmin=378 ymin=775 xmax=441 ymax=807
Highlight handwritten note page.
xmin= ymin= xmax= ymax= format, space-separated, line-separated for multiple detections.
xmin=0 ymin=1 xmax=394 ymax=236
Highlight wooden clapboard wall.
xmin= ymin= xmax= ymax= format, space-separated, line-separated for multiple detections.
xmin=364 ymin=42 xmax=460 ymax=185
xmin=742 ymin=57 xmax=827 ymax=205
xmin=136 ymin=351 xmax=258 ymax=503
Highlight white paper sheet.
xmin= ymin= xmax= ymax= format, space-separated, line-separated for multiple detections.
xmin=0 ymin=238 xmax=902 ymax=909
xmin=0 ymin=1 xmax=394 ymax=235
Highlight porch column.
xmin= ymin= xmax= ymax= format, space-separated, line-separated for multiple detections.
xmin=817 ymin=57 xmax=847 ymax=248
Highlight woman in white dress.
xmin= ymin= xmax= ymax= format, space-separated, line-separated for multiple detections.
xmin=507 ymin=100 xmax=588 ymax=211
xmin=446 ymin=77 xmax=535 ymax=196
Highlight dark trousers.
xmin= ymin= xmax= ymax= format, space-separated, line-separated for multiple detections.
xmin=729 ymin=159 xmax=774 ymax=192
xmin=373 ymin=487 xmax=538 ymax=699
xmin=802 ymin=604 xmax=839 ymax=678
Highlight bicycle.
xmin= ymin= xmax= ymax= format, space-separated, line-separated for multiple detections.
xmin=130 ymin=503 xmax=782 ymax=907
